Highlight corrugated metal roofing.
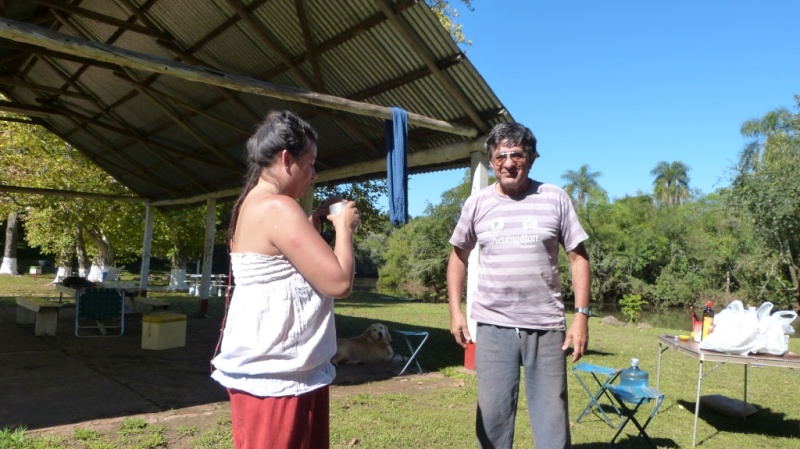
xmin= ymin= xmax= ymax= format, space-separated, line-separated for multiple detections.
xmin=0 ymin=0 xmax=513 ymax=203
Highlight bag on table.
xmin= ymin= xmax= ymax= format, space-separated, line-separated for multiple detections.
xmin=698 ymin=300 xmax=760 ymax=355
xmin=752 ymin=301 xmax=797 ymax=356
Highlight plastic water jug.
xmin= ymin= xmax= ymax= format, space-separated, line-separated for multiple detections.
xmin=619 ymin=358 xmax=649 ymax=388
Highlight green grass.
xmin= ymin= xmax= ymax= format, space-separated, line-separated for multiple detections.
xmin=2 ymin=274 xmax=800 ymax=448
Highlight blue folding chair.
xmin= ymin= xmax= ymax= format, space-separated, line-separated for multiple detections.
xmin=606 ymin=384 xmax=665 ymax=449
xmin=573 ymin=362 xmax=623 ymax=427
xmin=386 ymin=329 xmax=429 ymax=375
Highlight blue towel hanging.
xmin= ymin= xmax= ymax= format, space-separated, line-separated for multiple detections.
xmin=386 ymin=107 xmax=408 ymax=225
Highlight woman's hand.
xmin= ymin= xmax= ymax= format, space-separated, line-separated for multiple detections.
xmin=309 ymin=196 xmax=346 ymax=233
xmin=328 ymin=200 xmax=360 ymax=233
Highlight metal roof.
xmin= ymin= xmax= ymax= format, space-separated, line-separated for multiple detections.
xmin=0 ymin=0 xmax=512 ymax=204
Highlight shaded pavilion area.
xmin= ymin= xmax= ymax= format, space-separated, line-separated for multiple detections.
xmin=0 ymin=0 xmax=509 ymax=430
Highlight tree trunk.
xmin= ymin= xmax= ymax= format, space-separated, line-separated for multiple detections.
xmin=75 ymin=228 xmax=91 ymax=277
xmin=1 ymin=211 xmax=20 ymax=275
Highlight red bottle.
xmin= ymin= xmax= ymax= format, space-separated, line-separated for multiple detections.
xmin=702 ymin=301 xmax=714 ymax=340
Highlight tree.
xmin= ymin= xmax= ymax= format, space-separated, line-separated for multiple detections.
xmin=729 ymin=96 xmax=800 ymax=308
xmin=650 ymin=161 xmax=691 ymax=206
xmin=561 ymin=164 xmax=606 ymax=207
xmin=427 ymin=0 xmax=474 ymax=46
xmin=315 ymin=179 xmax=387 ymax=236
xmin=0 ymin=118 xmax=143 ymax=279
xmin=379 ymin=170 xmax=470 ymax=300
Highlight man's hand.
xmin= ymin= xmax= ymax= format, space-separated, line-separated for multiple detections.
xmin=450 ymin=311 xmax=472 ymax=348
xmin=563 ymin=313 xmax=589 ymax=362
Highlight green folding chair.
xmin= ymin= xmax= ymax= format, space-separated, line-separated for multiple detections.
xmin=75 ymin=287 xmax=126 ymax=337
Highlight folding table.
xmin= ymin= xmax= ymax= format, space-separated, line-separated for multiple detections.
xmin=656 ymin=334 xmax=800 ymax=447
xmin=572 ymin=362 xmax=623 ymax=427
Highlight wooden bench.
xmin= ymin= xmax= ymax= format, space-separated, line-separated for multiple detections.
xmin=133 ymin=297 xmax=171 ymax=314
xmin=16 ymin=297 xmax=63 ymax=336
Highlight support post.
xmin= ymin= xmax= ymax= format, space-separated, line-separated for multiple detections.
xmin=198 ymin=198 xmax=216 ymax=315
xmin=466 ymin=143 xmax=488 ymax=341
xmin=139 ymin=203 xmax=154 ymax=296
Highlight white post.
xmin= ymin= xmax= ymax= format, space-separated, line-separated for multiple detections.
xmin=467 ymin=143 xmax=488 ymax=341
xmin=300 ymin=182 xmax=315 ymax=213
xmin=139 ymin=203 xmax=154 ymax=294
xmin=199 ymin=198 xmax=216 ymax=315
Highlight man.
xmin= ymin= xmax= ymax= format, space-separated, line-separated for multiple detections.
xmin=447 ymin=122 xmax=590 ymax=449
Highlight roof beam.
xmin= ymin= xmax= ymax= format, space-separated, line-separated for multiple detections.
xmin=0 ymin=17 xmax=478 ymax=137
xmin=0 ymin=184 xmax=147 ymax=202
xmin=26 ymin=0 xmax=169 ymax=39
xmin=0 ymin=76 xmax=92 ymax=100
xmin=256 ymin=0 xmax=417 ymax=81
xmin=294 ymin=0 xmax=325 ymax=90
xmin=44 ymin=100 xmax=241 ymax=172
xmin=111 ymin=72 xmax=251 ymax=134
xmin=34 ymin=56 xmax=211 ymax=192
xmin=371 ymin=0 xmax=488 ymax=133
xmin=0 ymin=99 xmax=60 ymax=117
xmin=119 ymin=71 xmax=238 ymax=166
xmin=224 ymin=0 xmax=318 ymax=90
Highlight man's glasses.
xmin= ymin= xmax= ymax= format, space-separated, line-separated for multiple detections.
xmin=492 ymin=151 xmax=527 ymax=165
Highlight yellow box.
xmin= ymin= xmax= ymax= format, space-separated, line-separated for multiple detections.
xmin=141 ymin=312 xmax=187 ymax=350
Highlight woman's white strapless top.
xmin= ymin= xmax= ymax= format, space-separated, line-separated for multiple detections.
xmin=210 ymin=253 xmax=336 ymax=397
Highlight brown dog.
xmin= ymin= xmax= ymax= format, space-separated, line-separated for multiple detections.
xmin=331 ymin=323 xmax=394 ymax=366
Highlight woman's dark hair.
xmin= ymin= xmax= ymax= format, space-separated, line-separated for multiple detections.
xmin=484 ymin=122 xmax=539 ymax=161
xmin=227 ymin=110 xmax=318 ymax=241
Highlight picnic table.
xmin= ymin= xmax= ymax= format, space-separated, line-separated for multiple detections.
xmin=54 ymin=282 xmax=169 ymax=314
xmin=186 ymin=274 xmax=229 ymax=297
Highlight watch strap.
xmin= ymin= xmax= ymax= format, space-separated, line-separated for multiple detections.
xmin=575 ymin=307 xmax=591 ymax=316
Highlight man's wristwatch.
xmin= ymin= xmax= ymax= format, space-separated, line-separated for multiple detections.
xmin=575 ymin=307 xmax=591 ymax=317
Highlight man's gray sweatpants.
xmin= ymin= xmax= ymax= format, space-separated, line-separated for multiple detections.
xmin=475 ymin=324 xmax=571 ymax=449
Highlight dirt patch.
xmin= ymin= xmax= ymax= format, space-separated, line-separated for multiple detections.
xmin=28 ymin=366 xmax=471 ymax=448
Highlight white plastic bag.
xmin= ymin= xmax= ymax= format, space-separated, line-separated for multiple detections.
xmin=698 ymin=300 xmax=761 ymax=355
xmin=753 ymin=307 xmax=797 ymax=356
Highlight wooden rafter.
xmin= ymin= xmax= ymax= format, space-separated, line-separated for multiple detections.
xmin=120 ymin=70 xmax=237 ymax=166
xmin=33 ymin=56 xmax=211 ymax=192
xmin=0 ymin=99 xmax=59 ymax=117
xmin=371 ymin=0 xmax=488 ymax=133
xmin=0 ymin=76 xmax=92 ymax=100
xmin=0 ymin=17 xmax=478 ymax=137
xmin=224 ymin=0 xmax=317 ymax=90
xmin=0 ymin=184 xmax=147 ymax=202
xmin=111 ymin=73 xmax=250 ymax=135
xmin=256 ymin=0 xmax=417 ymax=81
xmin=26 ymin=0 xmax=168 ymax=39
xmin=293 ymin=0 xmax=325 ymax=91
xmin=37 ymin=121 xmax=182 ymax=197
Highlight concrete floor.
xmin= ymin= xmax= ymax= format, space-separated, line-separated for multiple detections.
xmin=0 ymin=303 xmax=403 ymax=431
xmin=0 ymin=304 xmax=229 ymax=430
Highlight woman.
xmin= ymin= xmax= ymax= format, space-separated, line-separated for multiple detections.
xmin=211 ymin=110 xmax=360 ymax=448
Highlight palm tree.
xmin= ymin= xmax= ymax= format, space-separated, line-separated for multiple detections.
xmin=650 ymin=161 xmax=691 ymax=206
xmin=561 ymin=164 xmax=605 ymax=207
xmin=739 ymin=107 xmax=798 ymax=172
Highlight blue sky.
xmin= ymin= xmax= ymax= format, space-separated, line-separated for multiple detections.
xmin=392 ymin=1 xmax=799 ymax=217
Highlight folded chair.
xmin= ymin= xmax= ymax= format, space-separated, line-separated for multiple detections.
xmin=75 ymin=288 xmax=126 ymax=337
xmin=386 ymin=329 xmax=429 ymax=375
xmin=607 ymin=384 xmax=665 ymax=449
xmin=572 ymin=362 xmax=623 ymax=427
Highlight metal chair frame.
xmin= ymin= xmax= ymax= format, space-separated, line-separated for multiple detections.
xmin=607 ymin=384 xmax=665 ymax=449
xmin=386 ymin=330 xmax=429 ymax=375
xmin=75 ymin=287 xmax=126 ymax=337
xmin=572 ymin=362 xmax=623 ymax=428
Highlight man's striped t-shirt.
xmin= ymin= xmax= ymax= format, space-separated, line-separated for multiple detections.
xmin=449 ymin=180 xmax=588 ymax=330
